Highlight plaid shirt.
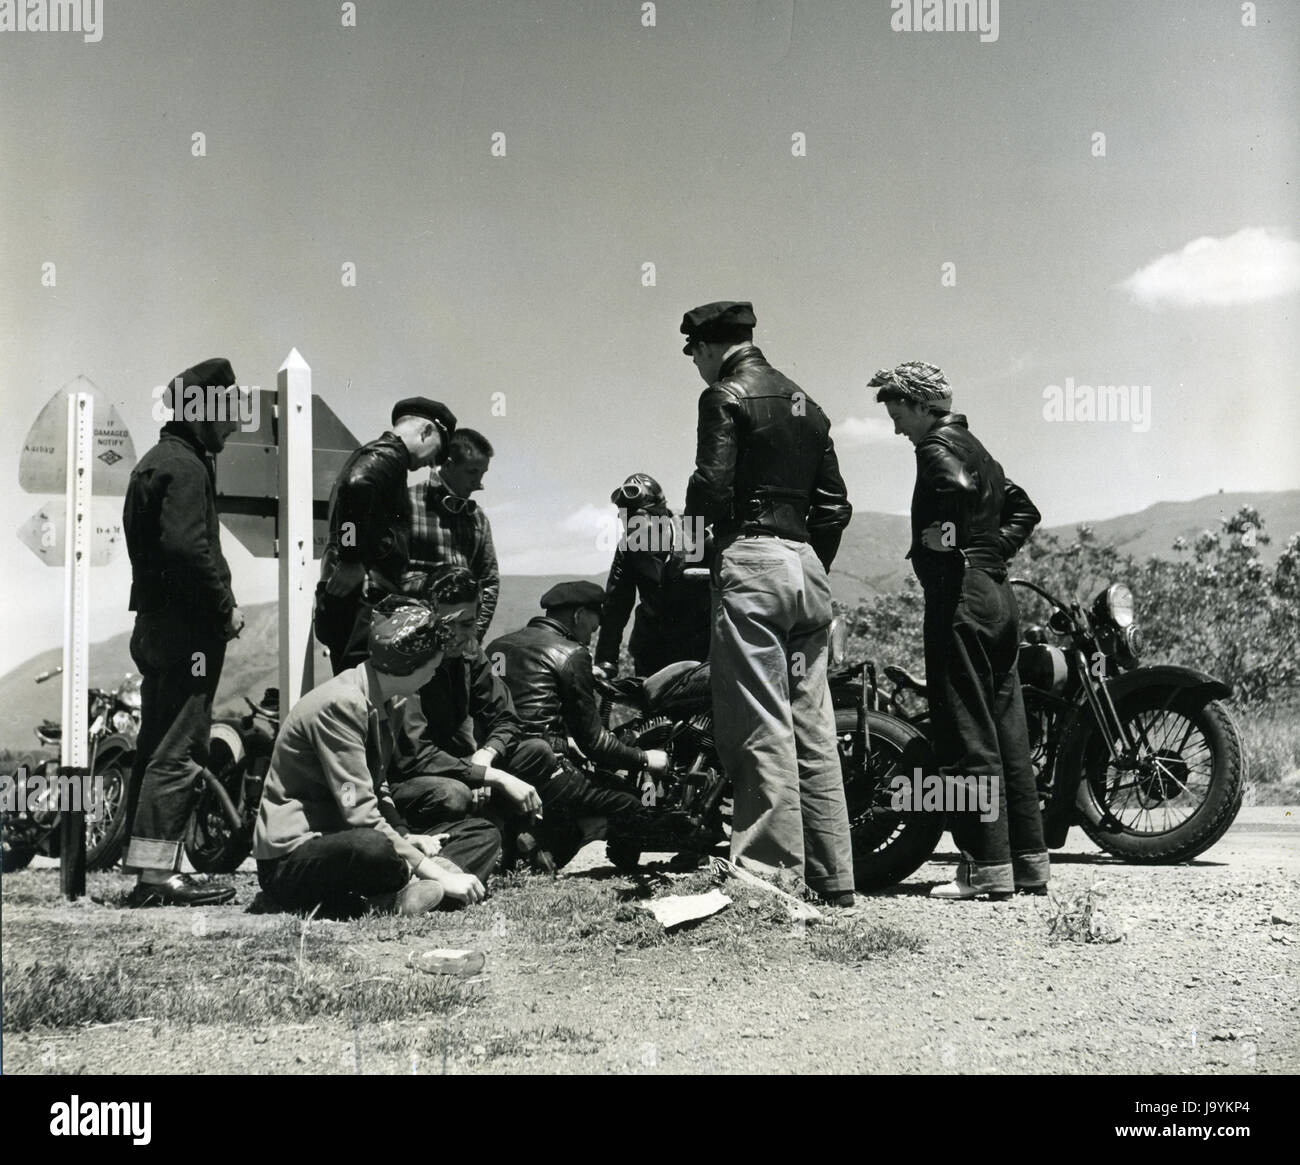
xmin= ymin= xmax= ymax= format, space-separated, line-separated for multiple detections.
xmin=404 ymin=472 xmax=500 ymax=640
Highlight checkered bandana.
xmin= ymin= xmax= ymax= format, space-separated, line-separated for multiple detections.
xmin=367 ymin=596 xmax=452 ymax=675
xmin=868 ymin=361 xmax=952 ymax=406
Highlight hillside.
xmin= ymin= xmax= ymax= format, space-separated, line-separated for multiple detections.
xmin=2 ymin=490 xmax=1295 ymax=748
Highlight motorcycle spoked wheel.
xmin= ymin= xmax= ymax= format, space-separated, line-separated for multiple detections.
xmin=1076 ymin=691 xmax=1244 ymax=862
xmin=183 ymin=725 xmax=253 ymax=874
xmin=86 ymin=750 xmax=132 ymax=871
xmin=837 ymin=709 xmax=946 ymax=892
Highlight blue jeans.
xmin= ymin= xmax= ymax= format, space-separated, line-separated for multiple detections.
xmin=710 ymin=536 xmax=854 ymax=895
xmin=124 ymin=615 xmax=226 ymax=871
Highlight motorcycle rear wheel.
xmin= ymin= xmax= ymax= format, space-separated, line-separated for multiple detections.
xmin=1077 ymin=692 xmax=1244 ymax=862
xmin=183 ymin=727 xmax=253 ymax=874
xmin=839 ymin=709 xmax=945 ymax=891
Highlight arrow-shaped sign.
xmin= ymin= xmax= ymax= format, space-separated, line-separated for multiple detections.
xmin=19 ymin=376 xmax=137 ymax=496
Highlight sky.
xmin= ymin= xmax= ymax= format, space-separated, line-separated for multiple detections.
xmin=1 ymin=0 xmax=1297 ymax=671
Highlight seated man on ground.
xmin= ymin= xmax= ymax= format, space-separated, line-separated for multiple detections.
xmin=252 ymin=597 xmax=499 ymax=917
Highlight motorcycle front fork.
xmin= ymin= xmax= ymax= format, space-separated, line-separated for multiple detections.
xmin=196 ymin=768 xmax=245 ymax=832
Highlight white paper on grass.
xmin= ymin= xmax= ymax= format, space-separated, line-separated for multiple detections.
xmin=637 ymin=890 xmax=733 ymax=930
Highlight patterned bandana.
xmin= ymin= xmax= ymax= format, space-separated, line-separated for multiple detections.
xmin=868 ymin=361 xmax=952 ymax=406
xmin=367 ymin=596 xmax=453 ymax=675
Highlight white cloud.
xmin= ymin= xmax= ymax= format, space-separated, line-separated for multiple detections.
xmin=497 ymin=503 xmax=619 ymax=575
xmin=834 ymin=415 xmax=897 ymax=449
xmin=1121 ymin=227 xmax=1300 ymax=308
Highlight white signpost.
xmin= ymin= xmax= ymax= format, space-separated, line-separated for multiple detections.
xmin=278 ymin=349 xmax=315 ymax=704
xmin=59 ymin=394 xmax=94 ymax=898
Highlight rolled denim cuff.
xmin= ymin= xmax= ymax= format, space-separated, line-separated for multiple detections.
xmin=125 ymin=837 xmax=181 ymax=872
xmin=959 ymin=856 xmax=1013 ymax=894
xmin=1013 ymin=849 xmax=1050 ymax=888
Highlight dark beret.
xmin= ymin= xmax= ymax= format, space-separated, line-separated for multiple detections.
xmin=171 ymin=357 xmax=235 ymax=391
xmin=679 ymin=301 xmax=756 ymax=354
xmin=540 ymin=580 xmax=606 ymax=611
xmin=391 ymin=397 xmax=457 ymax=436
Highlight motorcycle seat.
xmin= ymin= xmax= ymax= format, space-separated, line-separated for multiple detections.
xmin=642 ymin=659 xmax=705 ymax=709
xmin=883 ymin=664 xmax=928 ymax=695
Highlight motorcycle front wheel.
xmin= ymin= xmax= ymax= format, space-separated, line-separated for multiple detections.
xmin=86 ymin=749 xmax=131 ymax=871
xmin=839 ymin=709 xmax=946 ymax=891
xmin=1076 ymin=692 xmax=1244 ymax=862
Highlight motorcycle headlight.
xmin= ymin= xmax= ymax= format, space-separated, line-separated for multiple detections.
xmin=1094 ymin=583 xmax=1135 ymax=629
xmin=113 ymin=711 xmax=134 ymax=734
xmin=118 ymin=674 xmax=143 ymax=710
xmin=828 ymin=616 xmax=848 ymax=668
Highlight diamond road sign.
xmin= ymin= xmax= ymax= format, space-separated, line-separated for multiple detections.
xmin=19 ymin=377 xmax=137 ymax=495
xmin=17 ymin=498 xmax=124 ymax=567
xmin=215 ymin=389 xmax=358 ymax=559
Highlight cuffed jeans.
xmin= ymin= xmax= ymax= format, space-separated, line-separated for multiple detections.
xmin=711 ymin=536 xmax=854 ymax=896
xmin=923 ymin=564 xmax=1049 ymax=892
xmin=124 ymin=617 xmax=226 ymax=871
xmin=256 ymin=818 xmax=502 ymax=918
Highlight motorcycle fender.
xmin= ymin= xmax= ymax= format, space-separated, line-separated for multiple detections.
xmin=1100 ymin=665 xmax=1233 ymax=706
xmin=91 ymin=734 xmax=135 ymax=768
xmin=209 ymin=721 xmax=246 ymax=769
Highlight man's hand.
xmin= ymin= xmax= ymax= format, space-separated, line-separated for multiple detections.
xmin=223 ymin=607 xmax=245 ymax=641
xmin=592 ymin=662 xmax=614 ymax=681
xmin=409 ymin=833 xmax=449 ymax=859
xmin=325 ymin=560 xmax=366 ymax=597
xmin=643 ymin=749 xmax=669 ymax=776
xmin=437 ymin=870 xmax=487 ymax=905
xmin=486 ymin=768 xmax=543 ymax=815
xmin=920 ymin=522 xmax=956 ymax=552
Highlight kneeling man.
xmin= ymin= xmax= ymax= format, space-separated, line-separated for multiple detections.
xmin=253 ymin=598 xmax=499 ymax=917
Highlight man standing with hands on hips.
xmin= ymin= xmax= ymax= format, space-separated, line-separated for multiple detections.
xmin=870 ymin=361 xmax=1048 ymax=900
xmin=681 ymin=302 xmax=857 ymax=907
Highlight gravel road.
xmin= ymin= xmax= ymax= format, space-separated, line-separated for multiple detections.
xmin=4 ymin=807 xmax=1296 ymax=1075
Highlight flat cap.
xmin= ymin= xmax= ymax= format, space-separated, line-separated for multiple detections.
xmin=367 ymin=595 xmax=452 ymax=675
xmin=679 ymin=301 xmax=756 ymax=354
xmin=391 ymin=397 xmax=457 ymax=436
xmin=540 ymin=580 xmax=606 ymax=611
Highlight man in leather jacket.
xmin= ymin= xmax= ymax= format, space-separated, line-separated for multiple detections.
xmin=595 ymin=472 xmax=711 ymax=676
xmin=121 ymin=358 xmax=244 ymax=907
xmin=681 ymin=301 xmax=857 ymax=906
xmin=314 ymin=396 xmax=455 ymax=674
xmin=871 ymin=360 xmax=1048 ymax=900
xmin=487 ymin=581 xmax=701 ymax=867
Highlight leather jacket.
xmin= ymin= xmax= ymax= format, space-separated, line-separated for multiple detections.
xmin=594 ymin=512 xmax=711 ymax=672
xmin=685 ymin=346 xmax=852 ymax=569
xmin=320 ymin=432 xmax=413 ymax=592
xmin=124 ymin=422 xmax=235 ymax=630
xmin=486 ymin=617 xmax=647 ymax=772
xmin=909 ymin=414 xmax=1041 ymax=588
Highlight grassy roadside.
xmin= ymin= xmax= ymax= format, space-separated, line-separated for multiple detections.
xmin=1236 ymin=702 xmax=1300 ymax=805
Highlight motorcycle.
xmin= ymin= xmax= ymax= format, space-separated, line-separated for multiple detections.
xmin=872 ymin=577 xmax=1245 ymax=863
xmin=594 ymin=618 xmax=946 ymax=890
xmin=182 ymin=688 xmax=279 ymax=874
xmin=1 ymin=668 xmax=141 ymax=873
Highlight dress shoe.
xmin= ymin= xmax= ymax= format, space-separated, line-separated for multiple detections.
xmin=126 ymin=874 xmax=235 ymax=908
xmin=822 ymin=891 xmax=860 ymax=909
xmin=1015 ymin=884 xmax=1049 ymax=896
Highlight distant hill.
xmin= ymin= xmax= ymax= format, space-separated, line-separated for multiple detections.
xmin=1 ymin=491 xmax=1295 ymax=748
xmin=830 ymin=489 xmax=1300 ymax=601
xmin=0 ymin=574 xmax=601 ymax=750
